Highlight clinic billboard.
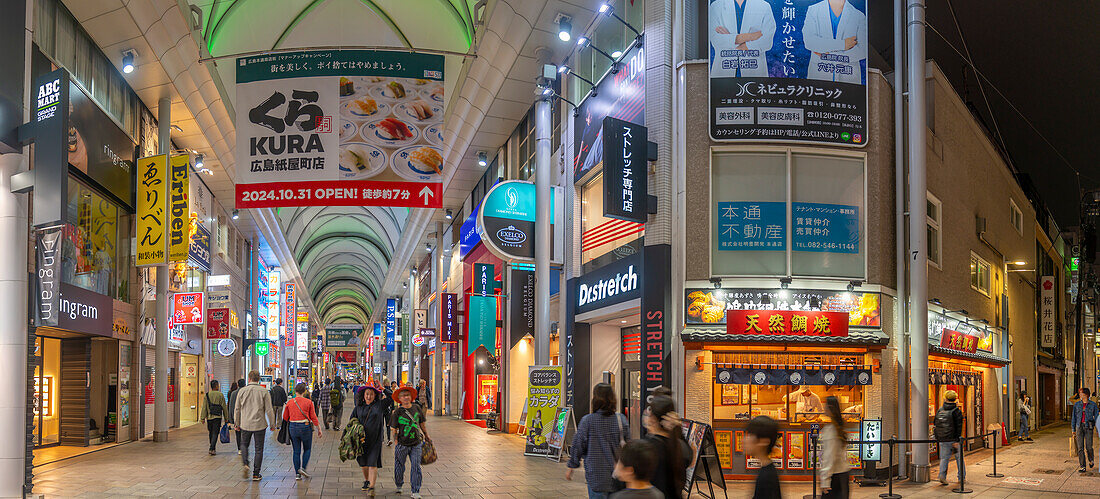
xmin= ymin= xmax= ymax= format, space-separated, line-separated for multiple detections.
xmin=235 ymin=50 xmax=444 ymax=209
xmin=708 ymin=0 xmax=868 ymax=145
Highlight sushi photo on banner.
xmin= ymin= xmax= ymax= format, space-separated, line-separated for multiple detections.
xmin=235 ymin=49 xmax=445 ymax=209
xmin=708 ymin=0 xmax=868 ymax=146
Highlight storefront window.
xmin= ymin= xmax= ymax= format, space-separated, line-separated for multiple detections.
xmin=712 ymin=352 xmax=866 ymax=423
xmin=580 ymin=173 xmax=644 ymax=272
xmin=64 ymin=176 xmax=130 ymax=301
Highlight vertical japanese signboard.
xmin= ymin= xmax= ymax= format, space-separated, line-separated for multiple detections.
xmin=136 ymin=155 xmax=169 ymax=266
xmin=601 ymin=117 xmax=648 ymax=223
xmin=441 ymin=293 xmax=458 ymax=343
xmin=385 ymin=299 xmax=397 ymax=351
xmin=709 ymin=0 xmax=868 ymax=145
xmin=1040 ymin=276 xmax=1055 ymax=348
xmin=522 ymin=365 xmax=564 ymax=456
xmin=235 ymin=50 xmax=444 ymax=208
xmin=168 ymin=155 xmax=190 ymax=262
xmin=284 ymin=283 xmax=296 ymax=341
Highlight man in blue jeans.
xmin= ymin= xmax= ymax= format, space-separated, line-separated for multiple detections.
xmin=233 ymin=370 xmax=276 ymax=481
xmin=390 ymin=386 xmax=429 ymax=498
xmin=1072 ymin=387 xmax=1099 ymax=472
xmin=933 ymin=390 xmax=965 ymax=486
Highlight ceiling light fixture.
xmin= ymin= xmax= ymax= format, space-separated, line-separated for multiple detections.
xmin=611 ymin=50 xmax=623 ymax=58
xmin=444 ymin=209 xmax=453 ymax=220
xmin=170 ymin=124 xmax=183 ymax=133
xmin=121 ymin=50 xmax=136 ymax=73
xmin=477 ymin=151 xmax=487 ymax=167
xmin=195 ymin=154 xmax=204 ymax=168
xmin=557 ymin=16 xmax=572 ymax=42
xmin=231 ymin=209 xmax=239 ymax=220
xmin=425 ymin=242 xmax=432 ymax=252
xmin=599 ymin=4 xmax=641 ymax=37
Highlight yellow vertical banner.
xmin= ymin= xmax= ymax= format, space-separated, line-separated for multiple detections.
xmin=135 ymin=155 xmax=168 ymax=266
xmin=167 ymin=155 xmax=190 ymax=262
xmin=522 ymin=365 xmax=564 ymax=457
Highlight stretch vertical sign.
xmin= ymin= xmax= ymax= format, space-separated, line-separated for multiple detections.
xmin=602 ymin=117 xmax=648 ymax=223
xmin=168 ymin=155 xmax=190 ymax=262
xmin=441 ymin=293 xmax=458 ymax=343
xmin=136 ymin=155 xmax=169 ymax=266
xmin=34 ymin=226 xmax=64 ymax=327
xmin=385 ymin=298 xmax=397 ymax=351
xmin=641 ymin=244 xmax=671 ymax=408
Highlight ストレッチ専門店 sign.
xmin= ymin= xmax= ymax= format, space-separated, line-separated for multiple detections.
xmin=725 ymin=309 xmax=848 ymax=337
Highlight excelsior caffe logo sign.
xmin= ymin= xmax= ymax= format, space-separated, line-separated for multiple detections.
xmin=573 ymin=252 xmax=643 ymax=315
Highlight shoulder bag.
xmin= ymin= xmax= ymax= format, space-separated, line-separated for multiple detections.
xmin=415 ymin=411 xmax=437 ymax=465
xmin=609 ymin=412 xmax=627 ymax=492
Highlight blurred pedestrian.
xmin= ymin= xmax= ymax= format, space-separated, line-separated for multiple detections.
xmin=643 ymin=394 xmax=690 ymax=498
xmin=352 ymin=386 xmax=386 ymax=494
xmin=331 ymin=377 xmax=346 ymax=430
xmin=319 ymin=378 xmax=333 ymax=429
xmin=384 ymin=381 xmax=396 ymax=445
xmin=270 ymin=378 xmax=288 ymax=429
xmin=417 ymin=379 xmax=431 ymax=410
xmin=819 ymin=396 xmax=851 ymax=498
xmin=226 ymin=378 xmax=245 ymax=455
xmin=934 ymin=390 xmax=965 ymax=485
xmin=1072 ymin=387 xmax=1098 ymax=472
xmin=566 ymin=383 xmax=628 ymax=499
xmin=609 ymin=440 xmax=662 ymax=498
xmin=283 ymin=382 xmax=322 ymax=480
xmin=390 ymin=385 xmax=429 ymax=498
xmin=199 ymin=380 xmax=228 ymax=455
xmin=234 ymin=370 xmax=277 ymax=481
xmin=745 ymin=416 xmax=781 ymax=499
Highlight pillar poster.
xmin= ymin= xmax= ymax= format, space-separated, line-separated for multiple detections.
xmin=522 ymin=365 xmax=564 ymax=457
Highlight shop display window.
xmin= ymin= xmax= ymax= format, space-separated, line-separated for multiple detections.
xmin=580 ymin=173 xmax=644 ymax=272
xmin=712 ymin=352 xmax=866 ymax=424
xmin=63 ymin=176 xmax=131 ymax=301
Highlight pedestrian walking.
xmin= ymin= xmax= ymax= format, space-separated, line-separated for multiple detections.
xmin=417 ymin=379 xmax=431 ymax=410
xmin=331 ymin=376 xmax=346 ymax=430
xmin=383 ymin=381 xmax=396 ymax=445
xmin=390 ymin=385 xmax=429 ymax=498
xmin=818 ymin=396 xmax=852 ymax=498
xmin=1018 ymin=391 xmax=1033 ymax=442
xmin=642 ymin=394 xmax=690 ymax=498
xmin=270 ymin=378 xmax=288 ymax=429
xmin=609 ymin=440 xmax=662 ymax=498
xmin=745 ymin=416 xmax=781 ymax=499
xmin=351 ymin=386 xmax=387 ymax=494
xmin=319 ymin=378 xmax=333 ymax=429
xmin=1072 ymin=387 xmax=1099 ymax=472
xmin=311 ymin=382 xmax=321 ymax=408
xmin=227 ymin=378 xmax=245 ymax=455
xmin=282 ymin=382 xmax=322 ymax=480
xmin=199 ymin=380 xmax=228 ymax=456
xmin=233 ymin=370 xmax=277 ymax=481
xmin=566 ymin=383 xmax=628 ymax=499
xmin=934 ymin=389 xmax=965 ymax=486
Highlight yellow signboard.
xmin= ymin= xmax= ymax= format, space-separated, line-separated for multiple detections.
xmin=167 ymin=155 xmax=190 ymax=262
xmin=135 ymin=155 xmax=168 ymax=266
xmin=714 ymin=430 xmax=733 ymax=469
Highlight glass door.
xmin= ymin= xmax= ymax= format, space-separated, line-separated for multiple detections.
xmin=620 ymin=326 xmax=642 ymax=439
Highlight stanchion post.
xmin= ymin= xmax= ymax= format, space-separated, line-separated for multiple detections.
xmin=804 ymin=433 xmax=818 ymax=499
xmin=951 ymin=435 xmax=973 ymax=494
xmin=986 ymin=429 xmax=1003 ymax=478
xmin=880 ymin=437 xmax=902 ymax=499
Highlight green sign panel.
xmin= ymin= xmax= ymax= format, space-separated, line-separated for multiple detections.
xmin=254 ymin=341 xmax=270 ymax=356
xmin=468 ymin=295 xmax=496 ymax=356
xmin=236 ymin=49 xmax=444 ymax=84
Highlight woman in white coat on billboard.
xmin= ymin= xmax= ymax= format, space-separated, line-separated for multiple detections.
xmin=802 ymin=0 xmax=868 ymax=84
xmin=709 ymin=0 xmax=776 ymax=78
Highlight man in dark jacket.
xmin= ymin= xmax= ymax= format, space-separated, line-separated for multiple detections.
xmin=270 ymin=378 xmax=289 ymax=428
xmin=227 ymin=379 xmax=246 ymax=454
xmin=934 ymin=390 xmax=965 ymax=485
xmin=383 ymin=381 xmax=396 ymax=445
xmin=1072 ymin=387 xmax=1099 ymax=471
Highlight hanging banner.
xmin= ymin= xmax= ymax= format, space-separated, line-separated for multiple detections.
xmin=325 ymin=324 xmax=362 ymax=347
xmin=509 ymin=269 xmax=535 ymax=347
xmin=725 ymin=309 xmax=849 ymax=337
xmin=188 ymin=221 xmax=212 ymax=271
xmin=414 ymin=308 xmax=427 ymax=331
xmin=476 ymin=181 xmax=564 ymax=263
xmin=708 ymin=0 xmax=869 ymax=146
xmin=714 ymin=365 xmax=872 ymax=386
xmin=684 ymin=288 xmax=880 ymax=326
xmin=601 ymin=117 xmax=648 ymax=223
xmin=467 ymin=295 xmax=496 ymax=356
xmin=172 ymin=292 xmax=204 ymax=325
xmin=234 ymin=49 xmax=444 ymax=208
xmin=522 ymin=365 xmax=564 ymax=456
xmin=284 ymin=283 xmax=296 ymax=339
xmin=167 ymin=155 xmax=190 ymax=262
xmin=136 ymin=155 xmax=169 ymax=266
xmin=440 ymin=292 xmax=458 ymax=343
xmin=1040 ymin=276 xmax=1055 ymax=348
xmin=206 ymin=307 xmax=230 ymax=339
xmin=574 ymin=43 xmax=645 ymax=180
xmin=385 ymin=299 xmax=397 ymax=351
xmin=34 ymin=226 xmax=64 ymax=327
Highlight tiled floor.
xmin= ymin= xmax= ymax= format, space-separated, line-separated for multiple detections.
xmin=32 ymin=401 xmax=590 ymax=498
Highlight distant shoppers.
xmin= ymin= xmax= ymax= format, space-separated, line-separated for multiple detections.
xmin=933 ymin=390 xmax=965 ymax=485
xmin=331 ymin=377 xmax=346 ymax=431
xmin=227 ymin=379 xmax=246 ymax=455
xmin=311 ymin=382 xmax=322 ymax=408
xmin=283 ymin=382 xmax=322 ymax=480
xmin=818 ymin=396 xmax=852 ymax=498
xmin=417 ymin=380 xmax=431 ymax=410
xmin=200 ymin=380 xmax=228 ymax=455
xmin=234 ymin=370 xmax=277 ymax=481
xmin=351 ymin=386 xmax=387 ymax=494
xmin=642 ymin=394 xmax=690 ymax=498
xmin=319 ymin=379 xmax=334 ymax=429
xmin=390 ymin=385 xmax=429 ymax=498
xmin=745 ymin=416 xmax=781 ymax=499
xmin=566 ymin=383 xmax=628 ymax=499
xmin=1072 ymin=387 xmax=1099 ymax=472
xmin=609 ymin=440 xmax=662 ymax=498
xmin=1018 ymin=391 xmax=1033 ymax=442
xmin=270 ymin=378 xmax=288 ymax=428
xmin=383 ymin=381 xmax=396 ymax=446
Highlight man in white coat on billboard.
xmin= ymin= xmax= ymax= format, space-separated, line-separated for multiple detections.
xmin=709 ymin=0 xmax=776 ymax=78
xmin=802 ymin=0 xmax=868 ymax=84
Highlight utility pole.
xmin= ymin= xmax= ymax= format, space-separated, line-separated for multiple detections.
xmin=154 ymin=97 xmax=170 ymax=442
xmin=533 ymin=80 xmax=552 ymax=365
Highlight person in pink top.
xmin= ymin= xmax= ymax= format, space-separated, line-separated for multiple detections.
xmin=282 ymin=383 xmax=323 ymax=480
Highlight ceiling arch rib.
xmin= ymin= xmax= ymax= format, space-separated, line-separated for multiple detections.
xmin=308 ymin=266 xmax=382 ymax=303
xmin=324 ymin=305 xmax=368 ymax=325
xmin=309 ymin=275 xmax=378 ymax=311
xmin=321 ymin=300 xmax=371 ymax=323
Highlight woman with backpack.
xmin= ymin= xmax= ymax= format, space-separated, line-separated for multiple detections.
xmin=566 ymin=383 xmax=628 ymax=499
xmin=199 ymin=380 xmax=228 ymax=455
xmin=818 ymin=396 xmax=852 ymax=498
xmin=350 ymin=386 xmax=387 ymax=494
xmin=282 ymin=382 xmax=322 ymax=480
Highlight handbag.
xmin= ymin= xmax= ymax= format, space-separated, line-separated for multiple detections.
xmin=277 ymin=420 xmax=290 ymax=445
xmin=609 ymin=412 xmax=627 ymax=492
xmin=219 ymin=423 xmax=230 ymax=443
xmin=414 ymin=417 xmax=437 ymax=465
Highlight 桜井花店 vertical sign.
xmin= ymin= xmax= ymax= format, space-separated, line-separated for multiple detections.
xmin=235 ymin=50 xmax=444 ymax=209
xmin=1040 ymin=276 xmax=1055 ymax=348
xmin=601 ymin=117 xmax=648 ymax=223
xmin=708 ymin=0 xmax=868 ymax=145
xmin=168 ymin=155 xmax=190 ymax=263
xmin=136 ymin=155 xmax=169 ymax=266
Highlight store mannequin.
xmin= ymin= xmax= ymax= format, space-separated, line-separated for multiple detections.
xmin=785 ymin=386 xmax=824 ymax=417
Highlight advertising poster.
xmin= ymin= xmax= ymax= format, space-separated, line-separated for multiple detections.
xmin=846 ymin=430 xmax=862 ymax=469
xmin=714 ymin=430 xmax=733 ymax=468
xmin=172 ymin=292 xmax=204 ymax=325
xmin=709 ymin=0 xmax=868 ymax=145
xmin=546 ymin=406 xmax=571 ymax=449
xmin=787 ymin=432 xmax=805 ymax=469
xmin=68 ymin=80 xmax=136 ymax=207
xmin=574 ymin=43 xmax=645 ymax=179
xmin=135 ymin=155 xmax=169 ymax=266
xmin=118 ymin=343 xmax=131 ymax=427
xmin=685 ymin=288 xmax=880 ymax=326
xmin=522 ymin=365 xmax=564 ymax=456
xmin=770 ymin=431 xmax=785 ymax=468
xmin=325 ymin=324 xmax=363 ymax=347
xmin=235 ymin=50 xmax=444 ymax=208
xmin=792 ymin=202 xmax=859 ymax=253
xmin=167 ymin=154 xmax=190 ymax=262
xmin=716 ymin=201 xmax=785 ymax=251
xmin=206 ymin=308 xmax=230 ymax=339
xmin=333 ymin=350 xmax=356 ymax=363
xmin=476 ymin=374 xmax=497 ymax=415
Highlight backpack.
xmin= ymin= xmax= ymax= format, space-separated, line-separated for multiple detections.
xmin=330 ymin=387 xmax=343 ymax=406
xmin=933 ymin=407 xmax=955 ymax=441
xmin=339 ymin=417 xmax=365 ymax=462
xmin=206 ymin=392 xmax=222 ymax=417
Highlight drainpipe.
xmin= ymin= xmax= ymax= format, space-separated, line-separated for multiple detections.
xmin=893 ymin=0 xmax=909 ymax=479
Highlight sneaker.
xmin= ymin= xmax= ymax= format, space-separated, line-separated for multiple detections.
xmin=1080 ymin=467 xmax=1087 ymax=473
xmin=394 ymin=488 xmax=402 ymax=494
xmin=411 ymin=493 xmax=421 ymax=499
xmin=252 ymin=474 xmax=262 ymax=481
xmin=237 ymin=450 xmax=242 ymax=455
xmin=299 ymin=467 xmax=311 ymax=479
xmin=1027 ymin=438 xmax=1034 ymax=441
xmin=208 ymin=450 xmax=216 ymax=455
xmin=361 ymin=481 xmax=370 ymax=491
xmin=938 ymin=477 xmax=948 ymax=485
xmin=241 ymin=464 xmax=250 ymax=479
xmin=295 ymin=473 xmax=302 ymax=481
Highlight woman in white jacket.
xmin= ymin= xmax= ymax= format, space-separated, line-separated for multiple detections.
xmin=818 ymin=396 xmax=852 ymax=498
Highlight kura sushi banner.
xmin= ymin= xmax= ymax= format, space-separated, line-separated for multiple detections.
xmin=235 ymin=50 xmax=445 ymax=208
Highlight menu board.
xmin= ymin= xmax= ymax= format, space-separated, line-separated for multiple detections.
xmin=714 ymin=430 xmax=733 ymax=469
xmin=770 ymin=431 xmax=784 ymax=469
xmin=786 ymin=432 xmax=805 ymax=469
xmin=735 ymin=430 xmax=744 ymax=453
xmin=846 ymin=431 xmax=862 ymax=469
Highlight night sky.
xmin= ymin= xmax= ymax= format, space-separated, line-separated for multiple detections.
xmin=868 ymin=1 xmax=1099 ymax=227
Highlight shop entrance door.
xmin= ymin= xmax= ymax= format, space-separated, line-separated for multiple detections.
xmin=180 ymin=354 xmax=200 ymax=427
xmin=620 ymin=326 xmax=642 ymax=439
xmin=1039 ymin=372 xmax=1057 ymax=426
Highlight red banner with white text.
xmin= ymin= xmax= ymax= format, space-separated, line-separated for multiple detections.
xmin=725 ymin=310 xmax=849 ymax=337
